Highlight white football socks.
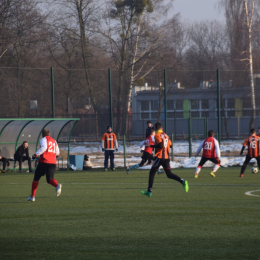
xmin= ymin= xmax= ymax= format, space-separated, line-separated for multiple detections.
xmin=212 ymin=164 xmax=220 ymax=173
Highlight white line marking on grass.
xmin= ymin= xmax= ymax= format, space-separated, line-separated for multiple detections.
xmin=245 ymin=190 xmax=260 ymax=197
xmin=1 ymin=183 xmax=260 ymax=186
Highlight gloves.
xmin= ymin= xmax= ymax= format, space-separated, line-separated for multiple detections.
xmin=32 ymin=154 xmax=37 ymax=160
xmin=102 ymin=148 xmax=105 ymax=152
xmin=115 ymin=149 xmax=118 ymax=152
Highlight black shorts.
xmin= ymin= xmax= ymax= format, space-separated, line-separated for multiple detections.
xmin=34 ymin=162 xmax=56 ymax=182
xmin=152 ymin=157 xmax=171 ymax=170
xmin=141 ymin=151 xmax=153 ymax=162
xmin=243 ymin=155 xmax=260 ymax=166
xmin=198 ymin=157 xmax=220 ymax=167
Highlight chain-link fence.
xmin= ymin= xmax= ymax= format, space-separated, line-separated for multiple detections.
xmin=0 ymin=67 xmax=259 ymax=141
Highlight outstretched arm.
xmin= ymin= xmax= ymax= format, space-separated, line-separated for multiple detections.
xmin=214 ymin=139 xmax=221 ymax=158
xmin=196 ymin=140 xmax=204 ymax=156
xmin=35 ymin=138 xmax=47 ymax=156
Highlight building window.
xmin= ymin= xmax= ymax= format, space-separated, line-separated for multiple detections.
xmin=141 ymin=101 xmax=149 ymax=111
xmin=167 ymin=100 xmax=174 ymax=110
xmin=191 ymin=100 xmax=199 ymax=110
xmin=176 ymin=100 xmax=183 ymax=110
xmin=151 ymin=100 xmax=159 ymax=111
xmin=201 ymin=99 xmax=209 ymax=110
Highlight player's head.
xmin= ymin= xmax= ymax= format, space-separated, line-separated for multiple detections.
xmin=23 ymin=141 xmax=28 ymax=148
xmin=208 ymin=130 xmax=214 ymax=137
xmin=42 ymin=129 xmax=50 ymax=137
xmin=147 ymin=121 xmax=152 ymax=127
xmin=107 ymin=126 xmax=112 ymax=133
xmin=155 ymin=122 xmax=162 ymax=131
xmin=150 ymin=129 xmax=155 ymax=136
xmin=250 ymin=128 xmax=256 ymax=135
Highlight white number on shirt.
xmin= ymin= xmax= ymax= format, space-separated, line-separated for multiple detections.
xmin=204 ymin=142 xmax=212 ymax=150
xmin=48 ymin=142 xmax=56 ymax=153
xmin=250 ymin=141 xmax=257 ymax=149
xmin=164 ymin=138 xmax=168 ymax=148
xmin=145 ymin=139 xmax=150 ymax=146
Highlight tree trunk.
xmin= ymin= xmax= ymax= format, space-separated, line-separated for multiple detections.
xmin=244 ymin=0 xmax=256 ymax=131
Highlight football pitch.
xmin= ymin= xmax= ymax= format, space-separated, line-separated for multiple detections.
xmin=0 ymin=168 xmax=260 ymax=260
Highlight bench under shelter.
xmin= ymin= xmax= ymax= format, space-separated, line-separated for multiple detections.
xmin=0 ymin=118 xmax=79 ymax=171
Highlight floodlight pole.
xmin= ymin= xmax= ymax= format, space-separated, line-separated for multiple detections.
xmin=108 ymin=68 xmax=113 ymax=129
xmin=217 ymin=69 xmax=221 ymax=144
xmin=51 ymin=67 xmax=55 ymax=118
xmin=164 ymin=69 xmax=167 ymax=133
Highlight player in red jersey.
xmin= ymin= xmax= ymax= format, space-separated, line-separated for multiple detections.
xmin=141 ymin=123 xmax=189 ymax=197
xmin=240 ymin=128 xmax=260 ymax=177
xmin=126 ymin=130 xmax=164 ymax=174
xmin=27 ymin=129 xmax=61 ymax=202
xmin=195 ymin=130 xmax=221 ymax=178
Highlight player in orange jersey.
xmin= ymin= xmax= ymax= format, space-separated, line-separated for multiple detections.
xmin=102 ymin=126 xmax=118 ymax=171
xmin=141 ymin=122 xmax=189 ymax=197
xmin=240 ymin=128 xmax=260 ymax=177
xmin=126 ymin=130 xmax=164 ymax=174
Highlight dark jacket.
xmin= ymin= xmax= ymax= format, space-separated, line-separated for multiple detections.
xmin=14 ymin=145 xmax=29 ymax=159
xmin=146 ymin=126 xmax=155 ymax=138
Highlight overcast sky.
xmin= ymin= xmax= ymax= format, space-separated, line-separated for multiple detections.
xmin=172 ymin=0 xmax=225 ymax=22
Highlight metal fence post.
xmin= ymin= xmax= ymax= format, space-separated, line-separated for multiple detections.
xmin=204 ymin=117 xmax=208 ymax=138
xmin=108 ymin=68 xmax=113 ymax=129
xmin=189 ymin=110 xmax=192 ymax=158
xmin=217 ymin=69 xmax=221 ymax=144
xmin=51 ymin=67 xmax=55 ymax=118
xmin=164 ymin=69 xmax=167 ymax=133
xmin=123 ymin=135 xmax=126 ymax=168
xmin=171 ymin=133 xmax=174 ymax=161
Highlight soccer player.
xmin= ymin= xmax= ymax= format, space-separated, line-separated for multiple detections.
xmin=141 ymin=122 xmax=189 ymax=197
xmin=102 ymin=126 xmax=118 ymax=171
xmin=240 ymin=128 xmax=260 ymax=177
xmin=27 ymin=129 xmax=61 ymax=202
xmin=195 ymin=130 xmax=221 ymax=178
xmin=126 ymin=130 xmax=164 ymax=174
xmin=14 ymin=141 xmax=33 ymax=173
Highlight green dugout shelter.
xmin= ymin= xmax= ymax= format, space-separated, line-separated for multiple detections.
xmin=0 ymin=118 xmax=79 ymax=170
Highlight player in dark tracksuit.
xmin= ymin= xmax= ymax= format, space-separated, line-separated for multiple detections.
xmin=14 ymin=141 xmax=33 ymax=173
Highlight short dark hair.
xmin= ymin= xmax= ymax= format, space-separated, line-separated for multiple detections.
xmin=250 ymin=128 xmax=256 ymax=134
xmin=155 ymin=122 xmax=162 ymax=130
xmin=208 ymin=130 xmax=214 ymax=137
xmin=42 ymin=129 xmax=50 ymax=137
xmin=147 ymin=120 xmax=152 ymax=125
xmin=150 ymin=129 xmax=155 ymax=135
xmin=23 ymin=141 xmax=28 ymax=145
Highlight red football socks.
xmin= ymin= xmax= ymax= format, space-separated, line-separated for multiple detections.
xmin=31 ymin=181 xmax=39 ymax=197
xmin=49 ymin=179 xmax=58 ymax=188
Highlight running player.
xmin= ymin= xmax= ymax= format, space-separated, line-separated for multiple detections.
xmin=195 ymin=130 xmax=221 ymax=178
xmin=102 ymin=126 xmax=118 ymax=171
xmin=126 ymin=130 xmax=163 ymax=174
xmin=240 ymin=128 xmax=260 ymax=177
xmin=27 ymin=129 xmax=61 ymax=202
xmin=141 ymin=122 xmax=189 ymax=197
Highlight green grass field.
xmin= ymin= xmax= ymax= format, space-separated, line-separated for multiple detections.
xmin=1 ymin=168 xmax=260 ymax=260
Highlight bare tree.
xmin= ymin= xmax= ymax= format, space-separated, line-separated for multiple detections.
xmin=219 ymin=0 xmax=260 ymax=130
xmin=101 ymin=0 xmax=174 ymax=134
